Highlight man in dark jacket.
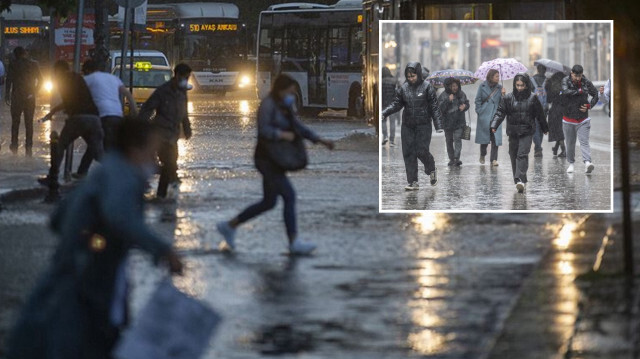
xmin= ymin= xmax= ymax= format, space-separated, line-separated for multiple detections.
xmin=561 ymin=64 xmax=598 ymax=174
xmin=5 ymin=47 xmax=42 ymax=156
xmin=438 ymin=77 xmax=469 ymax=166
xmin=39 ymin=61 xmax=104 ymax=202
xmin=380 ymin=66 xmax=397 ymax=146
xmin=139 ymin=63 xmax=193 ymax=199
xmin=382 ymin=62 xmax=444 ymax=190
xmin=531 ymin=64 xmax=548 ymax=157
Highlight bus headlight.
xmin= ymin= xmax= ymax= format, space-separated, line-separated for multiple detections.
xmin=44 ymin=80 xmax=53 ymax=93
xmin=238 ymin=75 xmax=251 ymax=88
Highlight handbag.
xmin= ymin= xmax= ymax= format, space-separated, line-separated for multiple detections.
xmin=482 ymin=86 xmax=500 ymax=104
xmin=462 ymin=111 xmax=471 ymax=141
xmin=264 ymin=106 xmax=308 ymax=171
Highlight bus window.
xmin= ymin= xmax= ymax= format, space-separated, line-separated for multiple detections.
xmin=329 ymin=27 xmax=350 ymax=70
xmin=350 ymin=25 xmax=363 ymax=67
xmin=419 ymin=4 xmax=492 ymax=20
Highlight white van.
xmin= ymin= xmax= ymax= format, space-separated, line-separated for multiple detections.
xmin=109 ymin=50 xmax=170 ymax=71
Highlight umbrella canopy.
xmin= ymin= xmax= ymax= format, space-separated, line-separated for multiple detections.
xmin=474 ymin=58 xmax=528 ymax=82
xmin=426 ymin=69 xmax=478 ymax=88
xmin=534 ymin=58 xmax=571 ymax=75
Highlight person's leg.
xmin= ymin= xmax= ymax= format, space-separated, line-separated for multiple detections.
xmin=508 ymin=136 xmax=519 ymax=181
xmin=558 ymin=140 xmax=566 ymax=157
xmin=577 ymin=120 xmax=592 ymax=163
xmin=48 ymin=119 xmax=81 ymax=189
xmin=416 ymin=125 xmax=435 ymax=174
xmin=275 ymin=174 xmax=297 ymax=243
xmin=156 ymin=140 xmax=172 ymax=197
xmin=563 ymin=123 xmax=577 ymax=164
xmin=480 ymin=144 xmax=488 ymax=157
xmin=401 ymin=125 xmax=418 ymax=184
xmin=381 ymin=116 xmax=388 ymax=142
xmin=490 ymin=132 xmax=499 ymax=162
xmin=102 ymin=116 xmax=121 ymax=152
xmin=389 ymin=113 xmax=396 ymax=143
xmin=516 ymin=134 xmax=533 ymax=183
xmin=444 ymin=129 xmax=454 ymax=161
xmin=533 ymin=121 xmax=542 ymax=154
xmin=453 ymin=127 xmax=463 ymax=161
xmin=77 ymin=117 xmax=105 ymax=175
xmin=235 ymin=174 xmax=279 ymax=225
xmin=10 ymin=102 xmax=22 ymax=152
xmin=24 ymin=99 xmax=35 ymax=155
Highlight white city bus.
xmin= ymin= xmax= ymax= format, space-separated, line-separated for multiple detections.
xmin=256 ymin=0 xmax=363 ymax=116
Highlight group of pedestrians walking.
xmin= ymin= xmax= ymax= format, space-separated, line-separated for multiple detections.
xmin=381 ymin=62 xmax=607 ymax=193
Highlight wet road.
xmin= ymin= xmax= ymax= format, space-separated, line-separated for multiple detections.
xmin=380 ymin=83 xmax=612 ymax=211
xmin=0 ymin=94 xmax=579 ymax=358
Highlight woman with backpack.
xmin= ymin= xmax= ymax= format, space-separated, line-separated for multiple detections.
xmin=216 ymin=74 xmax=334 ymax=255
xmin=474 ymin=69 xmax=506 ymax=166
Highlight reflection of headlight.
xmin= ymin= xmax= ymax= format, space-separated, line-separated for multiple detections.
xmin=238 ymin=75 xmax=251 ymax=88
xmin=44 ymin=81 xmax=53 ymax=93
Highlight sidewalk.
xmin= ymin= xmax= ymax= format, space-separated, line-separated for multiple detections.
xmin=487 ymin=192 xmax=640 ymax=359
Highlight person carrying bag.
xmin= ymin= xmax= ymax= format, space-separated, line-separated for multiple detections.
xmin=216 ymin=74 xmax=334 ymax=255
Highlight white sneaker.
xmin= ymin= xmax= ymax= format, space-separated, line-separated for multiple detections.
xmin=516 ymin=181 xmax=525 ymax=193
xmin=405 ymin=181 xmax=419 ymax=191
xmin=216 ymin=221 xmax=236 ymax=250
xmin=567 ymin=164 xmax=575 ymax=173
xmin=585 ymin=161 xmax=594 ymax=174
xmin=289 ymin=239 xmax=317 ymax=255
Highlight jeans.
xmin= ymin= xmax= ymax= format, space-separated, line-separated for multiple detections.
xmin=78 ymin=116 xmax=123 ymax=175
xmin=382 ymin=113 xmax=397 ymax=142
xmin=563 ymin=120 xmax=591 ymax=164
xmin=156 ymin=139 xmax=179 ymax=198
xmin=48 ymin=115 xmax=104 ymax=190
xmin=10 ymin=98 xmax=36 ymax=151
xmin=444 ymin=127 xmax=463 ymax=161
xmin=533 ymin=120 xmax=543 ymax=152
xmin=401 ymin=124 xmax=435 ymax=184
xmin=508 ymin=134 xmax=533 ymax=183
xmin=237 ymin=159 xmax=297 ymax=237
xmin=480 ymin=131 xmax=499 ymax=162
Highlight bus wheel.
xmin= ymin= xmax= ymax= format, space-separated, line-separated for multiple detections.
xmin=347 ymin=82 xmax=363 ymax=118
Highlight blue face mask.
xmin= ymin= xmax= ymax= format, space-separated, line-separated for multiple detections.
xmin=283 ymin=94 xmax=296 ymax=107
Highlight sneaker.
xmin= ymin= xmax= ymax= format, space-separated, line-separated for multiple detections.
xmin=430 ymin=169 xmax=438 ymax=186
xmin=585 ymin=161 xmax=594 ymax=174
xmin=381 ymin=139 xmax=388 ymax=146
xmin=534 ymin=150 xmax=543 ymax=158
xmin=405 ymin=181 xmax=419 ymax=191
xmin=558 ymin=151 xmax=566 ymax=158
xmin=479 ymin=155 xmax=485 ymax=164
xmin=455 ymin=160 xmax=462 ymax=166
xmin=552 ymin=147 xmax=558 ymax=156
xmin=567 ymin=164 xmax=575 ymax=173
xmin=216 ymin=221 xmax=236 ymax=250
xmin=516 ymin=181 xmax=525 ymax=193
xmin=447 ymin=160 xmax=454 ymax=166
xmin=491 ymin=160 xmax=499 ymax=167
xmin=389 ymin=141 xmax=395 ymax=147
xmin=289 ymin=238 xmax=317 ymax=255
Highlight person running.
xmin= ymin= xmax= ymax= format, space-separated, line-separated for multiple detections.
xmin=545 ymin=72 xmax=567 ymax=158
xmin=438 ymin=77 xmax=469 ymax=166
xmin=39 ymin=61 xmax=103 ymax=202
xmin=380 ymin=66 xmax=397 ymax=146
xmin=561 ymin=65 xmax=598 ymax=174
xmin=4 ymin=119 xmax=183 ymax=359
xmin=5 ymin=47 xmax=43 ymax=157
xmin=531 ymin=64 xmax=548 ymax=158
xmin=138 ymin=63 xmax=193 ymax=199
xmin=475 ymin=69 xmax=505 ymax=166
xmin=491 ymin=73 xmax=549 ymax=193
xmin=216 ymin=74 xmax=334 ymax=255
xmin=382 ymin=62 xmax=444 ymax=190
xmin=75 ymin=59 xmax=138 ymax=178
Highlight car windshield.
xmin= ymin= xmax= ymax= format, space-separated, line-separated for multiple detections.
xmin=117 ymin=69 xmax=172 ymax=88
xmin=114 ymin=56 xmax=168 ymax=67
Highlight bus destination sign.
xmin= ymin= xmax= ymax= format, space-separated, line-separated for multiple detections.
xmin=188 ymin=23 xmax=238 ymax=33
xmin=4 ymin=26 xmax=40 ymax=35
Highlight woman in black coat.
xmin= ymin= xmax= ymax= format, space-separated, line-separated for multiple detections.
xmin=545 ymin=72 xmax=567 ymax=157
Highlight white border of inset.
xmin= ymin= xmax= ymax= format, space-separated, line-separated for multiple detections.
xmin=378 ymin=20 xmax=614 ymax=214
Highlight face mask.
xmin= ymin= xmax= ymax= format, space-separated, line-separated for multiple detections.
xmin=283 ymin=94 xmax=296 ymax=107
xmin=178 ymin=78 xmax=189 ymax=89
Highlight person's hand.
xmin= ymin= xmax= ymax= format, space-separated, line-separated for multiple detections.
xmin=39 ymin=113 xmax=52 ymax=123
xmin=319 ymin=138 xmax=335 ymax=150
xmin=579 ymin=105 xmax=588 ymax=112
xmin=599 ymin=86 xmax=604 ymax=94
xmin=449 ymin=94 xmax=454 ymax=101
xmin=501 ymin=88 xmax=506 ymax=95
xmin=458 ymin=104 xmax=465 ymax=111
xmin=491 ymin=128 xmax=497 ymax=133
xmin=164 ymin=250 xmax=184 ymax=275
xmin=280 ymin=131 xmax=295 ymax=141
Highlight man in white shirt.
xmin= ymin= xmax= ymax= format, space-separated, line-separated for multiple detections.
xmin=76 ymin=59 xmax=137 ymax=177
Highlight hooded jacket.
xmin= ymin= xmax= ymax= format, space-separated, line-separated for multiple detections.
xmin=381 ymin=67 xmax=397 ymax=109
xmin=491 ymin=74 xmax=549 ymax=137
xmin=561 ymin=74 xmax=598 ymax=122
xmin=437 ymin=77 xmax=469 ymax=131
xmin=139 ymin=80 xmax=191 ymax=142
xmin=381 ymin=62 xmax=443 ymax=130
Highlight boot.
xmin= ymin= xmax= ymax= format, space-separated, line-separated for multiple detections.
xmin=558 ymin=141 xmax=566 ymax=158
xmin=552 ymin=142 xmax=559 ymax=157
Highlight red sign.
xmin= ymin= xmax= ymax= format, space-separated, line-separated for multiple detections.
xmin=54 ymin=13 xmax=95 ymax=62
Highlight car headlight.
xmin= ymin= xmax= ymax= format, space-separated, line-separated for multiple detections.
xmin=238 ymin=75 xmax=251 ymax=88
xmin=44 ymin=80 xmax=53 ymax=93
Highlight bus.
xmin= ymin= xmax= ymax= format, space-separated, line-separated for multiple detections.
xmin=0 ymin=5 xmax=49 ymax=73
xmin=362 ymin=0 xmax=576 ymax=128
xmin=256 ymin=0 xmax=364 ymax=116
xmin=111 ymin=2 xmax=252 ymax=95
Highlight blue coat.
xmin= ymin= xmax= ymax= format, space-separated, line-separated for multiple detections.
xmin=474 ymin=81 xmax=503 ymax=146
xmin=5 ymin=153 xmax=171 ymax=359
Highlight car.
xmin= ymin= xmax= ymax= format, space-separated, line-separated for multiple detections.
xmin=109 ymin=50 xmax=170 ymax=72
xmin=112 ymin=62 xmax=174 ymax=110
